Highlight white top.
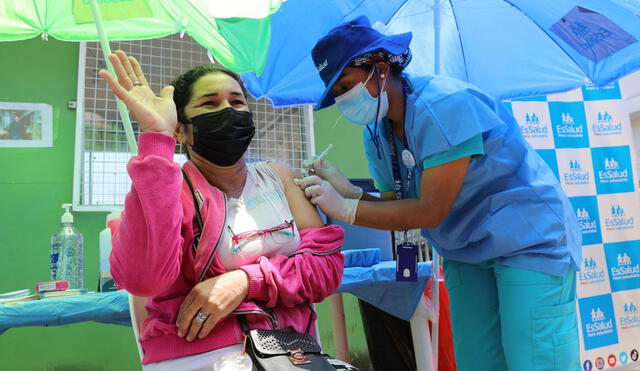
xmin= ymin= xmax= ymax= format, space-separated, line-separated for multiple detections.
xmin=216 ymin=162 xmax=300 ymax=271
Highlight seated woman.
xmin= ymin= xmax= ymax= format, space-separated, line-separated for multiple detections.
xmin=100 ymin=50 xmax=345 ymax=370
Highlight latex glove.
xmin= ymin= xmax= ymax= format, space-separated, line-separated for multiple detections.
xmin=176 ymin=270 xmax=249 ymax=342
xmin=294 ymin=175 xmax=359 ymax=224
xmin=301 ymin=157 xmax=363 ymax=199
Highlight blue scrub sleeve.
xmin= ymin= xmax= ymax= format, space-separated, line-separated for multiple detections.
xmin=410 ymin=89 xmax=503 ymax=160
xmin=422 ymin=134 xmax=484 ymax=169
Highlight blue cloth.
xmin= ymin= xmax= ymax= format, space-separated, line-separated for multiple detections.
xmin=241 ymin=0 xmax=640 ymax=107
xmin=338 ymin=250 xmax=432 ymax=321
xmin=364 ymin=74 xmax=582 ymax=276
xmin=443 ymin=259 xmax=580 ymax=371
xmin=0 ymin=291 xmax=130 ymax=335
xmin=0 ymin=253 xmax=427 ymax=330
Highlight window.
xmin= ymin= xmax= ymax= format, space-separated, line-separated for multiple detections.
xmin=73 ymin=34 xmax=314 ymax=210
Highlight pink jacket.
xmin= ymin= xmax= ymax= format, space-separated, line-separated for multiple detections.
xmin=110 ymin=132 xmax=345 ymax=365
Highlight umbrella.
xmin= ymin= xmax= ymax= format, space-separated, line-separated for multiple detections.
xmin=0 ymin=0 xmax=285 ymax=153
xmin=242 ymin=0 xmax=640 ymax=107
xmin=0 ymin=0 xmax=282 ymax=73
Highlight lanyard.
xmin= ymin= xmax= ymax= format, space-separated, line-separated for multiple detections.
xmin=388 ymin=126 xmax=412 ymax=200
xmin=388 ymin=78 xmax=414 ymax=201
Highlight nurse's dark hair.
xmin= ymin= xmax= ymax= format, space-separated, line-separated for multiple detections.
xmin=358 ymin=62 xmax=404 ymax=77
xmin=170 ymin=65 xmax=248 ymax=125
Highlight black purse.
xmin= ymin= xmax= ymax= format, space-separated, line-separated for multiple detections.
xmin=239 ymin=314 xmax=336 ymax=371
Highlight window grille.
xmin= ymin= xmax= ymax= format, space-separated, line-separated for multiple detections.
xmin=73 ymin=34 xmax=313 ymax=210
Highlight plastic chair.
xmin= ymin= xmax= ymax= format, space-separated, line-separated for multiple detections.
xmin=128 ymin=293 xmax=148 ymax=360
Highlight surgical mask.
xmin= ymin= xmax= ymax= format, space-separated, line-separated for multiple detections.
xmin=189 ymin=107 xmax=255 ymax=166
xmin=335 ymin=69 xmax=388 ymax=126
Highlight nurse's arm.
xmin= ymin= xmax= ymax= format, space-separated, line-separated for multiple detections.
xmin=354 ymin=156 xmax=470 ymax=230
xmin=360 ymin=191 xmax=395 ymax=201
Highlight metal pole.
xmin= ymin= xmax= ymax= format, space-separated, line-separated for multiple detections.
xmin=329 ymin=294 xmax=350 ymax=363
xmin=89 ymin=0 xmax=138 ymax=155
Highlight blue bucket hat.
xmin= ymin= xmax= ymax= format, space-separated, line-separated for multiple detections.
xmin=312 ymin=16 xmax=412 ymax=111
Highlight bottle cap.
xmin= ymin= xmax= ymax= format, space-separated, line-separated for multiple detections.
xmin=61 ymin=203 xmax=73 ymax=223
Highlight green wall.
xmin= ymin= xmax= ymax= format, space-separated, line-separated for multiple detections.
xmin=312 ymin=106 xmax=372 ymax=367
xmin=0 ymin=39 xmax=139 ymax=370
xmin=0 ymin=39 xmax=373 ymax=370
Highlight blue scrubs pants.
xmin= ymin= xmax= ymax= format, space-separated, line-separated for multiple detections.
xmin=443 ymin=260 xmax=580 ymax=371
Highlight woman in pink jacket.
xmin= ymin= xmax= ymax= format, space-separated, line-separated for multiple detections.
xmin=100 ymin=50 xmax=345 ymax=370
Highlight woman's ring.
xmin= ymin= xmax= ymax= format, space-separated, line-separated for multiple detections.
xmin=195 ymin=310 xmax=209 ymax=322
xmin=132 ymin=81 xmax=141 ymax=86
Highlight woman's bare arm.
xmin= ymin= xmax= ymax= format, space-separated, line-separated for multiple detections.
xmin=268 ymin=162 xmax=325 ymax=230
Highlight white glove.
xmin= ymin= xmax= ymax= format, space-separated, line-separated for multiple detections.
xmin=301 ymin=157 xmax=363 ymax=200
xmin=294 ymin=175 xmax=359 ymax=224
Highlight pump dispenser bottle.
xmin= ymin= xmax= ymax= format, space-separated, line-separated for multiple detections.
xmin=51 ymin=204 xmax=84 ymax=289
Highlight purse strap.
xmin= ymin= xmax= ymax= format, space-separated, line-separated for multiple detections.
xmin=238 ymin=305 xmax=315 ymax=335
xmin=182 ymin=169 xmax=203 ymax=252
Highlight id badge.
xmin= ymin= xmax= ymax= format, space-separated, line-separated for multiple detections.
xmin=396 ymin=241 xmax=418 ymax=282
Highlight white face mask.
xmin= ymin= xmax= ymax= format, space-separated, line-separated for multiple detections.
xmin=335 ymin=68 xmax=388 ymax=126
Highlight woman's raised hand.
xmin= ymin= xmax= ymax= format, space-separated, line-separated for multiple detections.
xmin=99 ymin=50 xmax=178 ymax=136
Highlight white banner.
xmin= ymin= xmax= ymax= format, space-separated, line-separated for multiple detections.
xmin=507 ymin=81 xmax=640 ymax=371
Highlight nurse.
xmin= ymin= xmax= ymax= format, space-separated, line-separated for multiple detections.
xmin=297 ymin=16 xmax=582 ymax=371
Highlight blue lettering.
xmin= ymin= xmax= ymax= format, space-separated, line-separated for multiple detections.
xmin=592 ymin=123 xmax=623 ymax=133
xmin=579 ymin=270 xmax=605 ymax=281
xmin=564 ymin=172 xmax=590 ymax=181
xmin=605 ymin=217 xmax=634 ymax=227
xmin=520 ymin=125 xmax=548 ymax=135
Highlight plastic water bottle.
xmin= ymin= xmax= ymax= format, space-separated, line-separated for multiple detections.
xmin=51 ymin=204 xmax=84 ymax=289
xmin=98 ymin=209 xmax=121 ymax=292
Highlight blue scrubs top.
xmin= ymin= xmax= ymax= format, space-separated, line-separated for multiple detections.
xmin=364 ymin=74 xmax=582 ymax=276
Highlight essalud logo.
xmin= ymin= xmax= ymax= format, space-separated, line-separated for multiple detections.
xmin=586 ymin=306 xmax=613 ymax=337
xmin=579 ymin=257 xmax=605 ymax=284
xmin=604 ymin=204 xmax=634 ymax=231
xmin=564 ymin=160 xmax=590 ymax=184
xmin=620 ymin=302 xmax=640 ymax=329
xmin=520 ymin=112 xmax=548 ymax=137
xmin=599 ymin=157 xmax=628 ymax=183
xmin=576 ymin=208 xmax=598 ymax=234
xmin=570 ymin=21 xmax=613 ymax=50
xmin=593 ymin=111 xmax=623 ymax=136
xmin=611 ymin=252 xmax=640 ymax=280
xmin=557 ymin=112 xmax=583 ymax=136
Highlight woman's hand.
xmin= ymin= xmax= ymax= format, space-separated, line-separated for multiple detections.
xmin=98 ymin=50 xmax=178 ymax=136
xmin=176 ymin=270 xmax=250 ymax=342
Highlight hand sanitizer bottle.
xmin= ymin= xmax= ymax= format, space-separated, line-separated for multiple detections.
xmin=51 ymin=204 xmax=84 ymax=289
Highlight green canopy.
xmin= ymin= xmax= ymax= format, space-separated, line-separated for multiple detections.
xmin=0 ymin=0 xmax=283 ymax=74
xmin=0 ymin=0 xmax=283 ymax=154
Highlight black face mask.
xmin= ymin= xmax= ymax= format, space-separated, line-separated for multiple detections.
xmin=189 ymin=108 xmax=255 ymax=166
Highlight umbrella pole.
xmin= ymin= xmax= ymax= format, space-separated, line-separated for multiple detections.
xmin=89 ymin=0 xmax=138 ymax=156
xmin=433 ymin=0 xmax=442 ymax=75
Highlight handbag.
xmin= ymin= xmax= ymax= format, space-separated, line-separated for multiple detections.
xmin=238 ymin=313 xmax=339 ymax=371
